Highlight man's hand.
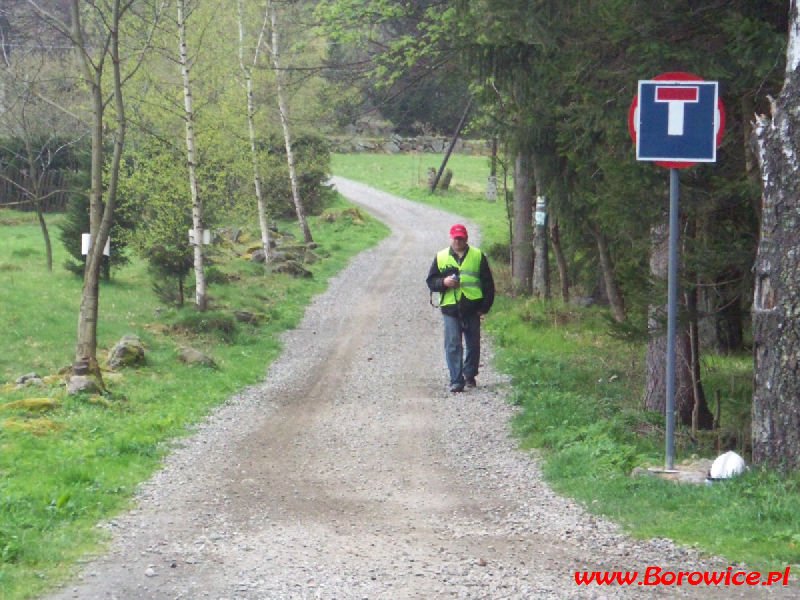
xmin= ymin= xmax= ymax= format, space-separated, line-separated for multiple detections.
xmin=444 ymin=275 xmax=460 ymax=288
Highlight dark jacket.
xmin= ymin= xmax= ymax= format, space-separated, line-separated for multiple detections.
xmin=426 ymin=244 xmax=495 ymax=317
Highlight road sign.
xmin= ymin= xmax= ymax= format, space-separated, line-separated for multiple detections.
xmin=627 ymin=72 xmax=726 ymax=470
xmin=628 ymin=72 xmax=725 ymax=169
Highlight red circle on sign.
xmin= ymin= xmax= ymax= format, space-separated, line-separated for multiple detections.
xmin=628 ymin=72 xmax=725 ymax=169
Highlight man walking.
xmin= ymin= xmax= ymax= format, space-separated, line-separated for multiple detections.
xmin=426 ymin=223 xmax=495 ymax=393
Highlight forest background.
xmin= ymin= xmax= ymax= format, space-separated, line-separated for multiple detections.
xmin=1 ymin=0 xmax=799 ymax=597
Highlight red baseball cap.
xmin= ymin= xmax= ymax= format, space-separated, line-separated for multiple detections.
xmin=449 ymin=224 xmax=468 ymax=239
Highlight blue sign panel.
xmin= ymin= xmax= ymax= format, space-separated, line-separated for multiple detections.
xmin=636 ymin=80 xmax=719 ymax=163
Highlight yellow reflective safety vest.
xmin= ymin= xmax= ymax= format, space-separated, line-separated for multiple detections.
xmin=437 ymin=246 xmax=484 ymax=307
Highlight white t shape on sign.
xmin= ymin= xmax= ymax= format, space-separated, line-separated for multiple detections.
xmin=655 ymin=86 xmax=699 ymax=136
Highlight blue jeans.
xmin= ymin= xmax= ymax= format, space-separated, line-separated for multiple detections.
xmin=443 ymin=311 xmax=481 ymax=386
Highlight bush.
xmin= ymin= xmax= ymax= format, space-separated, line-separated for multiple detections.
xmin=262 ymin=132 xmax=334 ymax=218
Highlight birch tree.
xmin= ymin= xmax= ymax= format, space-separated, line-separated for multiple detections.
xmin=177 ymin=0 xmax=207 ymax=311
xmin=237 ymin=0 xmax=271 ymax=261
xmin=752 ymin=0 xmax=800 ymax=470
xmin=268 ymin=0 xmax=312 ymax=244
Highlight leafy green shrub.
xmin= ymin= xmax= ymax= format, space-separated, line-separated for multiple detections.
xmin=116 ymin=141 xmax=195 ymax=303
xmin=262 ymin=132 xmax=334 ymax=218
xmin=145 ymin=246 xmax=193 ymax=306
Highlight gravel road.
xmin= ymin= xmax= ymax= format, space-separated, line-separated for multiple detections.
xmin=44 ymin=177 xmax=794 ymax=599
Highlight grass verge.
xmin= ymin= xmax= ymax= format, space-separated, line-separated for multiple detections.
xmin=332 ymin=152 xmax=800 ymax=573
xmin=0 ymin=197 xmax=388 ymax=599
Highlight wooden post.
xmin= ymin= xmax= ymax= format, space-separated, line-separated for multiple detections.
xmin=430 ymin=98 xmax=472 ymax=192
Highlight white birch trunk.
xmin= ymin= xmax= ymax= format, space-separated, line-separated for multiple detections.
xmin=177 ymin=0 xmax=207 ymax=311
xmin=238 ymin=0 xmax=271 ymax=261
xmin=269 ymin=0 xmax=312 ymax=244
xmin=751 ymin=0 xmax=800 ymax=469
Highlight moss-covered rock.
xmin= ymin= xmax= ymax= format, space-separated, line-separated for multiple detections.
xmin=1 ymin=397 xmax=60 ymax=413
xmin=106 ymin=334 xmax=146 ymax=370
xmin=2 ymin=416 xmax=64 ymax=436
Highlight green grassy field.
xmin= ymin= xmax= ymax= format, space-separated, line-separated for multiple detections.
xmin=332 ymin=151 xmax=800 ymax=573
xmin=0 ymin=199 xmax=388 ymax=599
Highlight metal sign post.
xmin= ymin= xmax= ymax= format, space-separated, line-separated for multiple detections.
xmin=665 ymin=168 xmax=679 ymax=469
xmin=629 ymin=72 xmax=725 ymax=471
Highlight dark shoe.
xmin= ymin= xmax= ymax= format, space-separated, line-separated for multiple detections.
xmin=449 ymin=382 xmax=464 ymax=393
xmin=464 ymin=376 xmax=477 ymax=389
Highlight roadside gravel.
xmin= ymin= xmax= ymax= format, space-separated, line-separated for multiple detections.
xmin=43 ymin=177 xmax=794 ymax=599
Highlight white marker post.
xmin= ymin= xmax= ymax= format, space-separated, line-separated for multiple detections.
xmin=81 ymin=233 xmax=111 ymax=257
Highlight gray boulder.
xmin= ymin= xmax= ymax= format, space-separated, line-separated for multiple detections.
xmin=178 ymin=346 xmax=217 ymax=368
xmin=250 ymin=248 xmax=267 ymax=263
xmin=107 ymin=334 xmax=146 ymax=370
xmin=15 ymin=372 xmax=43 ymax=388
xmin=67 ymin=375 xmax=102 ymax=395
xmin=273 ymin=260 xmax=312 ymax=278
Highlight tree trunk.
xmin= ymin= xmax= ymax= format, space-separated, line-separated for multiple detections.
xmin=510 ymin=151 xmax=533 ymax=296
xmin=32 ymin=179 xmax=53 ymax=272
xmin=73 ymin=3 xmax=107 ymax=372
xmin=644 ymin=220 xmax=691 ymax=416
xmin=644 ymin=220 xmax=673 ymax=415
xmin=270 ymin=0 xmax=312 ymax=244
xmin=550 ymin=218 xmax=569 ymax=302
xmin=72 ymin=0 xmax=128 ymax=375
xmin=490 ymin=138 xmax=497 ymax=177
xmin=431 ymin=98 xmax=471 ymax=192
xmin=530 ymin=150 xmax=553 ymax=300
xmin=752 ymin=0 xmax=800 ymax=470
xmin=591 ymin=227 xmax=626 ymax=323
xmin=685 ymin=285 xmax=714 ymax=430
xmin=23 ymin=142 xmax=54 ymax=271
xmin=31 ymin=0 xmax=149 ymax=372
xmin=238 ymin=0 xmax=271 ymax=261
xmin=643 ymin=220 xmax=712 ymax=429
xmin=716 ymin=270 xmax=744 ymax=353
xmin=36 ymin=208 xmax=53 ymax=271
xmin=178 ymin=0 xmax=207 ymax=311
xmin=532 ymin=196 xmax=550 ymax=299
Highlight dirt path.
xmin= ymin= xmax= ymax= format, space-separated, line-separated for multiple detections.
xmin=44 ymin=178 xmax=794 ymax=599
